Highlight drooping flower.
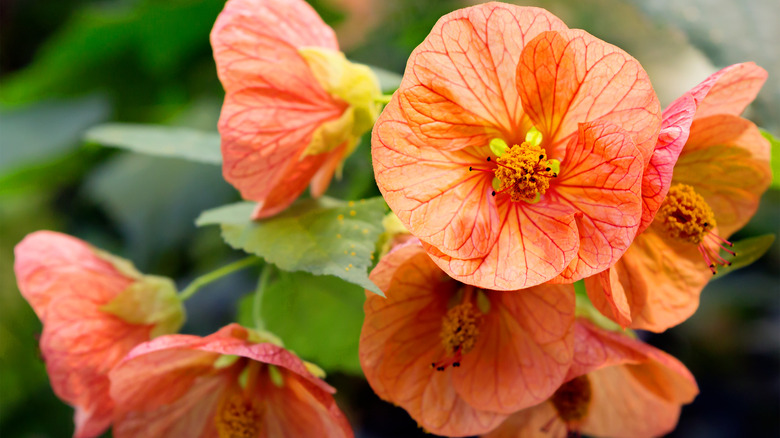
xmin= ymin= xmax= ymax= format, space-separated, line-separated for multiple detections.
xmin=13 ymin=231 xmax=185 ymax=438
xmin=585 ymin=62 xmax=772 ymax=331
xmin=360 ymin=239 xmax=576 ymax=436
xmin=109 ymin=323 xmax=353 ymax=438
xmin=212 ymin=0 xmax=382 ymax=219
xmin=484 ymin=319 xmax=698 ymax=438
xmin=372 ymin=2 xmax=661 ymax=290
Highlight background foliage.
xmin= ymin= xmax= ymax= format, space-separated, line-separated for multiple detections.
xmin=1 ymin=0 xmax=778 ymax=436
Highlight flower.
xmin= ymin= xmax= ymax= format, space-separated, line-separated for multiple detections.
xmin=585 ymin=62 xmax=772 ymax=331
xmin=483 ymin=319 xmax=698 ymax=438
xmin=13 ymin=231 xmax=185 ymax=438
xmin=359 ymin=239 xmax=576 ymax=436
xmin=108 ymin=323 xmax=353 ymax=438
xmin=372 ymin=2 xmax=661 ymax=290
xmin=212 ymin=0 xmax=382 ymax=219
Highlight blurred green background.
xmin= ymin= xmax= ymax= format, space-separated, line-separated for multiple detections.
xmin=1 ymin=0 xmax=777 ymax=436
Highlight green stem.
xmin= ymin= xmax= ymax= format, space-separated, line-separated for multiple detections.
xmin=252 ymin=264 xmax=275 ymax=331
xmin=374 ymin=94 xmax=393 ymax=104
xmin=179 ymin=256 xmax=260 ymax=301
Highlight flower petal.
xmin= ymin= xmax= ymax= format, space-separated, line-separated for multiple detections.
xmin=481 ymin=402 xmax=560 ymax=438
xmin=583 ymin=264 xmax=634 ymax=329
xmin=516 ymin=30 xmax=660 ymax=162
xmin=398 ymin=4 xmax=567 ymax=151
xmin=372 ymin=98 xmax=500 ymax=259
xmin=689 ymin=62 xmax=768 ymax=120
xmin=673 ymin=114 xmax=771 ymax=237
xmin=453 ymin=284 xmax=576 ymax=413
xmin=637 ymin=92 xmax=697 ymax=235
xmin=552 ymin=122 xmax=645 ymax=282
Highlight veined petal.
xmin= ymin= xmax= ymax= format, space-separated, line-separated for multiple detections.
xmin=373 ymin=98 xmax=500 ymax=259
xmin=584 ymin=264 xmax=635 ymax=329
xmin=516 ymin=30 xmax=660 ymax=162
xmin=552 ymin=122 xmax=645 ymax=282
xmin=422 ymin=198 xmax=579 ymax=290
xmin=453 ymin=284 xmax=576 ymax=413
xmin=673 ymin=114 xmax=771 ymax=237
xmin=637 ymin=93 xmax=697 ymax=235
xmin=399 ymin=4 xmax=567 ymax=151
xmin=689 ymin=62 xmax=768 ymax=120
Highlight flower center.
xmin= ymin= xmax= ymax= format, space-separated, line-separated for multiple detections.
xmin=431 ymin=300 xmax=483 ymax=371
xmin=656 ymin=183 xmax=735 ymax=274
xmin=493 ymin=141 xmax=558 ymax=202
xmin=551 ymin=375 xmax=592 ymax=424
xmin=214 ymin=390 xmax=263 ymax=438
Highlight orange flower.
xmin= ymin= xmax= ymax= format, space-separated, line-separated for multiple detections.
xmin=585 ymin=63 xmax=772 ymax=331
xmin=484 ymin=319 xmax=698 ymax=438
xmin=212 ymin=0 xmax=382 ymax=219
xmin=372 ymin=3 xmax=661 ymax=290
xmin=13 ymin=231 xmax=184 ymax=438
xmin=360 ymin=240 xmax=576 ymax=436
xmin=109 ymin=323 xmax=353 ymax=438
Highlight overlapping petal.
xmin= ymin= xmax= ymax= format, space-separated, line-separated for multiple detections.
xmin=360 ymin=241 xmax=576 ymax=435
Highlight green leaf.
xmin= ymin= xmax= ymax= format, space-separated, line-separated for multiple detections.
xmin=237 ymin=271 xmax=365 ymax=374
xmin=85 ymin=123 xmax=221 ymax=164
xmin=713 ymin=234 xmax=776 ymax=279
xmin=761 ymin=129 xmax=780 ymax=190
xmin=367 ymin=65 xmax=403 ymax=93
xmin=197 ymin=197 xmax=387 ymax=295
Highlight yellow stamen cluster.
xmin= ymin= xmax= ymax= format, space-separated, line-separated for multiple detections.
xmin=656 ymin=184 xmax=715 ymax=244
xmin=494 ymin=141 xmax=557 ymax=202
xmin=440 ymin=302 xmax=482 ymax=356
xmin=215 ymin=391 xmax=263 ymax=438
xmin=551 ymin=375 xmax=592 ymax=423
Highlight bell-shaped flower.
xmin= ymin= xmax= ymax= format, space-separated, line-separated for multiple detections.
xmin=13 ymin=231 xmax=185 ymax=438
xmin=484 ymin=319 xmax=698 ymax=438
xmin=360 ymin=239 xmax=576 ymax=436
xmin=212 ymin=0 xmax=382 ymax=219
xmin=585 ymin=62 xmax=772 ymax=331
xmin=108 ymin=323 xmax=353 ymax=438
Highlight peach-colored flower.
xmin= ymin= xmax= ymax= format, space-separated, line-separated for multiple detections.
xmin=13 ymin=231 xmax=184 ymax=438
xmin=372 ymin=2 xmax=661 ymax=290
xmin=109 ymin=323 xmax=353 ymax=438
xmin=484 ymin=319 xmax=698 ymax=438
xmin=212 ymin=0 xmax=381 ymax=219
xmin=585 ymin=62 xmax=771 ymax=331
xmin=360 ymin=239 xmax=576 ymax=436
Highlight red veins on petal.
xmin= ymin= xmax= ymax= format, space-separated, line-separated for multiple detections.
xmin=516 ymin=29 xmax=661 ymax=162
xmin=110 ymin=324 xmax=352 ymax=438
xmin=689 ymin=62 xmax=768 ymax=120
xmin=399 ymin=4 xmax=567 ymax=151
xmin=212 ymin=0 xmax=349 ymax=214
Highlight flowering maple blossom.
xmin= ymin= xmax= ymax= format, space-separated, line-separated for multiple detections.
xmin=585 ymin=62 xmax=772 ymax=331
xmin=372 ymin=2 xmax=662 ymax=290
xmin=109 ymin=323 xmax=353 ymax=438
xmin=360 ymin=239 xmax=576 ymax=436
xmin=484 ymin=319 xmax=698 ymax=438
xmin=212 ymin=0 xmax=381 ymax=219
xmin=14 ymin=231 xmax=184 ymax=438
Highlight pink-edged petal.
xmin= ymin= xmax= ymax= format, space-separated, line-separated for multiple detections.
xmin=422 ymin=197 xmax=579 ymax=290
xmin=373 ymin=98 xmax=501 ymax=260
xmin=637 ymin=93 xmax=697 ymax=235
xmin=689 ymin=62 xmax=768 ymax=120
xmin=673 ymin=114 xmax=771 ymax=237
xmin=398 ymin=4 xmax=567 ymax=151
xmin=583 ymin=265 xmax=634 ymax=329
xmin=453 ymin=284 xmax=576 ymax=413
xmin=14 ymin=231 xmax=133 ymax=321
xmin=552 ymin=122 xmax=645 ymax=282
xmin=516 ymin=29 xmax=660 ymax=162
xmin=261 ymin=373 xmax=353 ymax=438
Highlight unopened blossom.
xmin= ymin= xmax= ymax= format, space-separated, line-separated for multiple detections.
xmin=109 ymin=324 xmax=353 ymax=438
xmin=585 ymin=62 xmax=771 ymax=331
xmin=372 ymin=2 xmax=661 ymax=290
xmin=484 ymin=319 xmax=698 ymax=438
xmin=14 ymin=231 xmax=185 ymax=438
xmin=212 ymin=0 xmax=382 ymax=219
xmin=360 ymin=240 xmax=576 ymax=436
